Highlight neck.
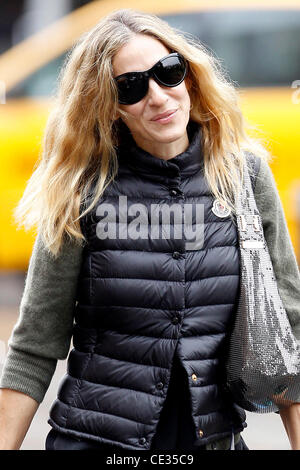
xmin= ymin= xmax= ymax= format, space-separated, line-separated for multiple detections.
xmin=130 ymin=131 xmax=190 ymax=161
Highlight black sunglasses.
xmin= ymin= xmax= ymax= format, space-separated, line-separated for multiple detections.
xmin=114 ymin=52 xmax=187 ymax=105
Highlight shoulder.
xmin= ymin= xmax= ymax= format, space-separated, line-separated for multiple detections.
xmin=243 ymin=150 xmax=277 ymax=196
xmin=242 ymin=152 xmax=284 ymax=224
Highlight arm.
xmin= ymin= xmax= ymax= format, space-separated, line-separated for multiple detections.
xmin=0 ymin=389 xmax=39 ymax=450
xmin=279 ymin=403 xmax=300 ymax=450
xmin=254 ymin=157 xmax=300 ymax=449
xmin=0 ymin=231 xmax=84 ymax=449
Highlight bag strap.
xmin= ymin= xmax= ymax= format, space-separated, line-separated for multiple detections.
xmin=235 ymin=156 xmax=265 ymax=250
xmin=245 ymin=151 xmax=261 ymax=193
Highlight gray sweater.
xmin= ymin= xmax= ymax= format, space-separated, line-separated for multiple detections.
xmin=1 ymin=158 xmax=300 ymax=404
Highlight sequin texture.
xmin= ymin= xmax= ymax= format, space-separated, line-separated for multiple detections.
xmin=225 ymin=155 xmax=300 ymax=413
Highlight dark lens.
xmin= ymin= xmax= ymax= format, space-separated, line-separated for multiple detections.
xmin=116 ymin=73 xmax=148 ymax=105
xmin=154 ymin=54 xmax=186 ymax=86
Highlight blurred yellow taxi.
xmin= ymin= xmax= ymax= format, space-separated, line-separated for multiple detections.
xmin=0 ymin=0 xmax=300 ymax=269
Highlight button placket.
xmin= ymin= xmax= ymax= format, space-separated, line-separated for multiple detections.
xmin=169 ymin=187 xmax=184 ymax=198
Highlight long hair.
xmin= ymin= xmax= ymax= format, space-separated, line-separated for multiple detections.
xmin=14 ymin=8 xmax=271 ymax=257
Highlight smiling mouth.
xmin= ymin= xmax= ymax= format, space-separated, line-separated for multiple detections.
xmin=152 ymin=110 xmax=178 ymax=123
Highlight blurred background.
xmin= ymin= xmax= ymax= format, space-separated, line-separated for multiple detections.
xmin=0 ymin=0 xmax=299 ymax=450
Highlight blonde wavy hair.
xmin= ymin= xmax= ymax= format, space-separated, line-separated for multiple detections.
xmin=14 ymin=8 xmax=271 ymax=257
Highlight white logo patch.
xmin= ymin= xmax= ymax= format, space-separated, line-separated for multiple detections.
xmin=212 ymin=199 xmax=231 ymax=218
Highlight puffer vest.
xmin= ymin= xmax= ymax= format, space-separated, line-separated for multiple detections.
xmin=48 ymin=120 xmax=259 ymax=450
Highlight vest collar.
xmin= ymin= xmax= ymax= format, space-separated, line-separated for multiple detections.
xmin=117 ymin=119 xmax=204 ymax=184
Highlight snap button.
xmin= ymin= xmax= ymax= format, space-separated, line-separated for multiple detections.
xmin=172 ymin=251 xmax=181 ymax=259
xmin=191 ymin=373 xmax=197 ymax=381
xmin=198 ymin=429 xmax=204 ymax=438
xmin=171 ymin=315 xmax=180 ymax=325
xmin=156 ymin=382 xmax=164 ymax=390
xmin=170 ymin=188 xmax=179 ymax=197
xmin=139 ymin=437 xmax=146 ymax=445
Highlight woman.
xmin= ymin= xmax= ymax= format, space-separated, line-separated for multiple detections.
xmin=0 ymin=9 xmax=299 ymax=451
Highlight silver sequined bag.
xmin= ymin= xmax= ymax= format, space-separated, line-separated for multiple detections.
xmin=225 ymin=155 xmax=300 ymax=413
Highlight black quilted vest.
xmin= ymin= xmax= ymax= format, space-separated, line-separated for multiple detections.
xmin=48 ymin=120 xmax=258 ymax=450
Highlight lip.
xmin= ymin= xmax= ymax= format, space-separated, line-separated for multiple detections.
xmin=151 ymin=109 xmax=178 ymax=122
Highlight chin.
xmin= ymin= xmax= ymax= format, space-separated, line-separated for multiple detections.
xmin=151 ymin=126 xmax=186 ymax=142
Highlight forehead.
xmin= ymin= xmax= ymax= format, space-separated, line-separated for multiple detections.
xmin=112 ymin=34 xmax=170 ymax=76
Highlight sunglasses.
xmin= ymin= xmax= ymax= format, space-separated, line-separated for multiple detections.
xmin=114 ymin=52 xmax=187 ymax=105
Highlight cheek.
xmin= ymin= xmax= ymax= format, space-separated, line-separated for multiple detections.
xmin=172 ymin=83 xmax=190 ymax=106
xmin=121 ymin=102 xmax=143 ymax=118
xmin=120 ymin=104 xmax=145 ymax=128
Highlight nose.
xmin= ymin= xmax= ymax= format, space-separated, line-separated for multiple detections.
xmin=147 ymin=77 xmax=168 ymax=105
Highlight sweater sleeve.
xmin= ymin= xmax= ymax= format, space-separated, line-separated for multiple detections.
xmin=254 ymin=157 xmax=300 ymax=341
xmin=0 ymin=231 xmax=84 ymax=404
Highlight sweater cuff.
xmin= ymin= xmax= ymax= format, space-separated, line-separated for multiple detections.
xmin=0 ymin=346 xmax=57 ymax=404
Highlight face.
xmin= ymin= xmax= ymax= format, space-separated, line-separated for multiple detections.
xmin=112 ymin=34 xmax=191 ymax=159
